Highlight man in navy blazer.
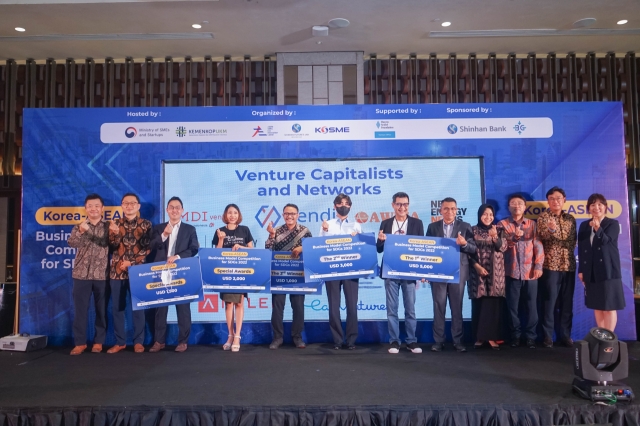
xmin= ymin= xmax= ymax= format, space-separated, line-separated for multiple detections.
xmin=426 ymin=197 xmax=476 ymax=352
xmin=377 ymin=192 xmax=425 ymax=354
xmin=148 ymin=196 xmax=199 ymax=353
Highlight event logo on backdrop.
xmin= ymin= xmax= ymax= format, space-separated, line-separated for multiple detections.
xmin=21 ymin=102 xmax=634 ymax=344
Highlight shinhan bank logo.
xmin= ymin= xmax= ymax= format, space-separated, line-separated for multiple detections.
xmin=447 ymin=124 xmax=458 ymax=134
xmin=513 ymin=121 xmax=526 ymax=135
xmin=176 ymin=126 xmax=187 ymax=137
xmin=292 ymin=123 xmax=302 ymax=133
xmin=255 ymin=205 xmax=281 ymax=228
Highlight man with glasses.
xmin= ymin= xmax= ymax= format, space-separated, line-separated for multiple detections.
xmin=497 ymin=194 xmax=544 ymax=349
xmin=426 ymin=197 xmax=476 ymax=352
xmin=107 ymin=193 xmax=152 ymax=354
xmin=537 ymin=187 xmax=576 ymax=348
xmin=265 ymin=203 xmax=312 ymax=349
xmin=148 ymin=197 xmax=199 ymax=353
xmin=67 ymin=194 xmax=110 ymax=355
xmin=377 ymin=192 xmax=424 ymax=354
xmin=320 ymin=194 xmax=362 ymax=350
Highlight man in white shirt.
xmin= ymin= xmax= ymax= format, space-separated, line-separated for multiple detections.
xmin=320 ymin=194 xmax=362 ymax=350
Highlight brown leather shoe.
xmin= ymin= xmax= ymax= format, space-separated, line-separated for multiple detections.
xmin=134 ymin=343 xmax=145 ymax=353
xmin=91 ymin=344 xmax=103 ymax=353
xmin=70 ymin=345 xmax=87 ymax=355
xmin=175 ymin=343 xmax=187 ymax=352
xmin=148 ymin=342 xmax=165 ymax=353
xmin=107 ymin=344 xmax=126 ymax=354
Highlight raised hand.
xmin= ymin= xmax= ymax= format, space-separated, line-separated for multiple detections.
xmin=456 ymin=231 xmax=467 ymax=246
xmin=488 ymin=225 xmax=498 ymax=238
xmin=163 ymin=222 xmax=174 ymax=237
xmin=322 ymin=220 xmax=329 ymax=232
xmin=216 ymin=228 xmax=226 ymax=240
xmin=514 ymin=226 xmax=524 ymax=238
xmin=547 ymin=217 xmax=557 ymax=232
xmin=267 ymin=221 xmax=275 ymax=237
xmin=79 ymin=219 xmax=90 ymax=234
xmin=378 ymin=229 xmax=386 ymax=242
xmin=109 ymin=220 xmax=119 ymax=234
xmin=590 ymin=216 xmax=601 ymax=231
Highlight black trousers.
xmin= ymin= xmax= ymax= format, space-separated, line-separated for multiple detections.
xmin=271 ymin=294 xmax=305 ymax=341
xmin=325 ymin=279 xmax=359 ymax=346
xmin=154 ymin=304 xmax=192 ymax=344
xmin=72 ymin=279 xmax=108 ymax=346
xmin=431 ymin=281 xmax=466 ymax=344
xmin=539 ymin=269 xmax=575 ymax=341
xmin=110 ymin=279 xmax=145 ymax=345
xmin=506 ymin=277 xmax=538 ymax=341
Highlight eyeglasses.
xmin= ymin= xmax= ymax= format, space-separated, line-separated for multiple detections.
xmin=122 ymin=202 xmax=138 ymax=207
xmin=509 ymin=202 xmax=525 ymax=207
xmin=548 ymin=197 xmax=564 ymax=203
xmin=283 ymin=212 xmax=298 ymax=217
xmin=167 ymin=206 xmax=182 ymax=211
xmin=394 ymin=203 xmax=409 ymax=208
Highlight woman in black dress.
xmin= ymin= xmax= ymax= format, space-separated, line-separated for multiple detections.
xmin=212 ymin=204 xmax=254 ymax=351
xmin=577 ymin=193 xmax=626 ymax=331
xmin=469 ymin=204 xmax=507 ymax=350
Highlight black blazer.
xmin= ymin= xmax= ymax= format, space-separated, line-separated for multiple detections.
xmin=148 ymin=222 xmax=199 ymax=263
xmin=577 ymin=217 xmax=621 ymax=283
xmin=425 ymin=219 xmax=476 ymax=285
xmin=376 ymin=216 xmax=425 ymax=279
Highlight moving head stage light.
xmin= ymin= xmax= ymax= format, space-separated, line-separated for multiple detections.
xmin=573 ymin=327 xmax=634 ymax=403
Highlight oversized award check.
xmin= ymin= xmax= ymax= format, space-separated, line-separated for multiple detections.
xmin=128 ymin=257 xmax=204 ymax=311
xmin=381 ymin=234 xmax=460 ymax=283
xmin=301 ymin=232 xmax=378 ymax=281
xmin=270 ymin=252 xmax=323 ymax=295
xmin=199 ymin=247 xmax=271 ymax=293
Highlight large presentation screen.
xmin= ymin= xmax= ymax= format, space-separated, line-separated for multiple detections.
xmin=164 ymin=157 xmax=484 ymax=322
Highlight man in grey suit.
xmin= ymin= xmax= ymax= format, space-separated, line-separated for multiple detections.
xmin=426 ymin=197 xmax=476 ymax=352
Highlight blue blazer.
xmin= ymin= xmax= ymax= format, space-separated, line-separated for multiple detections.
xmin=577 ymin=217 xmax=621 ymax=283
xmin=148 ymin=222 xmax=199 ymax=263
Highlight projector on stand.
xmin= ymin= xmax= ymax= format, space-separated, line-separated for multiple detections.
xmin=0 ymin=333 xmax=48 ymax=352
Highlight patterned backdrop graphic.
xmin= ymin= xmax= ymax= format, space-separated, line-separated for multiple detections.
xmin=21 ymin=103 xmax=635 ymax=345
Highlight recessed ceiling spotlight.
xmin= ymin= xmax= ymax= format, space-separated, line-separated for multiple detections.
xmin=573 ymin=18 xmax=596 ymax=28
xmin=317 ymin=41 xmax=322 ymax=44
xmin=15 ymin=27 xmax=25 ymax=32
xmin=328 ymin=18 xmax=350 ymax=28
xmin=441 ymin=22 xmax=451 ymax=27
xmin=617 ymin=19 xmax=628 ymax=25
xmin=192 ymin=24 xmax=202 ymax=29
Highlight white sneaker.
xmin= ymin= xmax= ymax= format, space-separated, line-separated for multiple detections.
xmin=407 ymin=342 xmax=422 ymax=353
xmin=388 ymin=342 xmax=400 ymax=354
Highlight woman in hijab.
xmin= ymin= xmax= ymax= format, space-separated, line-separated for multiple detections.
xmin=469 ymin=204 xmax=507 ymax=350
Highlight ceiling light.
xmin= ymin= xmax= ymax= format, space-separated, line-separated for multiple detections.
xmin=15 ymin=27 xmax=25 ymax=32
xmin=618 ymin=20 xmax=628 ymax=25
xmin=441 ymin=22 xmax=451 ymax=27
xmin=328 ymin=18 xmax=350 ymax=28
xmin=312 ymin=25 xmax=329 ymax=36
xmin=573 ymin=18 xmax=596 ymax=28
xmin=192 ymin=24 xmax=202 ymax=29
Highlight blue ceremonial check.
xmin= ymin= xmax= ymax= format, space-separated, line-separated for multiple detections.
xmin=270 ymin=252 xmax=323 ymax=295
xmin=381 ymin=234 xmax=460 ymax=283
xmin=198 ymin=248 xmax=271 ymax=293
xmin=301 ymin=232 xmax=378 ymax=281
xmin=128 ymin=257 xmax=204 ymax=311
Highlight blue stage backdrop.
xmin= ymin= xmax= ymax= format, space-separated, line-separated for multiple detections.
xmin=21 ymin=103 xmax=635 ymax=345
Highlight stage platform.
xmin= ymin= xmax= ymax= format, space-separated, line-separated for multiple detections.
xmin=1 ymin=342 xmax=640 ymax=426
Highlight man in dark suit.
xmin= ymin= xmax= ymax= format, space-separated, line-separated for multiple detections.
xmin=148 ymin=196 xmax=199 ymax=353
xmin=426 ymin=197 xmax=476 ymax=352
xmin=377 ymin=192 xmax=425 ymax=354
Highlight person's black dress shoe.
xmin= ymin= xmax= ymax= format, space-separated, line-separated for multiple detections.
xmin=431 ymin=343 xmax=444 ymax=352
xmin=454 ymin=343 xmax=467 ymax=352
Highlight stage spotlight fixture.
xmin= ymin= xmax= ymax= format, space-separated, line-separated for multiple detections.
xmin=617 ymin=20 xmax=628 ymax=25
xmin=15 ymin=27 xmax=26 ymax=32
xmin=572 ymin=327 xmax=634 ymax=403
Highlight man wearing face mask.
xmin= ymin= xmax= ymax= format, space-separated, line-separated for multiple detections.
xmin=320 ymin=194 xmax=362 ymax=350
